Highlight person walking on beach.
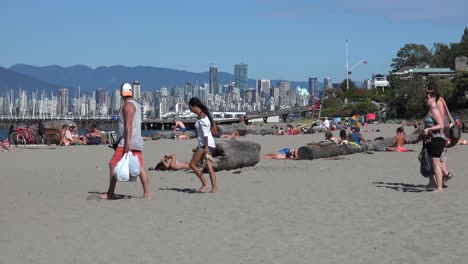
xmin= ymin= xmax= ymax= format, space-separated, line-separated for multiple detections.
xmin=423 ymin=91 xmax=447 ymax=192
xmin=100 ymin=83 xmax=150 ymax=199
xmin=426 ymin=83 xmax=453 ymax=187
xmin=188 ymin=97 xmax=217 ymax=193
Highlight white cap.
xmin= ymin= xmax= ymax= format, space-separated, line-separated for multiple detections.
xmin=121 ymin=83 xmax=133 ymax=97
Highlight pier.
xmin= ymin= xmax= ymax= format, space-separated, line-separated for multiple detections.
xmin=0 ymin=107 xmax=314 ymax=130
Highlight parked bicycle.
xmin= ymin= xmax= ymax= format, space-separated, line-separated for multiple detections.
xmin=9 ymin=123 xmax=45 ymax=147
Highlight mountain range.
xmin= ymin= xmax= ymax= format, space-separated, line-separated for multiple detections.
xmin=0 ymin=64 xmax=312 ymax=95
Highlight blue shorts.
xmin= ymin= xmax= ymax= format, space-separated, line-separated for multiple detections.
xmin=178 ymin=128 xmax=186 ymax=132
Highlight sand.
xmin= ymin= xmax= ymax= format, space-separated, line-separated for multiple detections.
xmin=1 ymin=123 xmax=468 ymax=264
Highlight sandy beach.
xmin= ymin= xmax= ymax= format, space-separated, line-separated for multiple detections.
xmin=1 ymin=123 xmax=468 ymax=264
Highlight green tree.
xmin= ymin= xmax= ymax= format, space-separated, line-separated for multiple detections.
xmin=350 ymin=102 xmax=379 ymax=116
xmin=432 ymin=43 xmax=453 ymax=68
xmin=391 ymin=43 xmax=433 ymax=72
xmin=453 ymin=72 xmax=468 ymax=107
xmin=321 ymin=97 xmax=343 ymax=116
xmin=339 ymin=79 xmax=358 ymax=91
xmin=387 ymin=77 xmax=426 ymax=118
xmin=324 ymin=88 xmax=342 ymax=98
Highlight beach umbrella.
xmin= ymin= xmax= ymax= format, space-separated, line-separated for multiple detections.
xmin=350 ymin=115 xmax=362 ymax=126
xmin=366 ymin=113 xmax=376 ymax=121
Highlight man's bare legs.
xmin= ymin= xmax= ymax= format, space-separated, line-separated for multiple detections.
xmin=139 ymin=166 xmax=150 ymax=198
xmin=189 ymin=150 xmax=209 ymax=192
xmin=100 ymin=165 xmax=118 ymax=199
xmin=100 ymin=164 xmax=150 ymax=199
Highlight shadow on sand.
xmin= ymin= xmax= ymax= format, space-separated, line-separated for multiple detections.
xmin=159 ymin=187 xmax=202 ymax=194
xmin=373 ymin=182 xmax=430 ymax=193
xmin=86 ymin=192 xmax=135 ymax=200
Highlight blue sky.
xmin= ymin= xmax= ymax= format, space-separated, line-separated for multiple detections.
xmin=1 ymin=0 xmax=467 ymax=84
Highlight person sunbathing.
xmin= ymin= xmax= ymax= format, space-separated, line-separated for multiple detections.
xmin=262 ymin=148 xmax=298 ymax=159
xmin=219 ymin=130 xmax=244 ymax=139
xmin=149 ymin=154 xmax=190 ymax=171
xmin=0 ymin=140 xmax=11 ymax=152
xmin=386 ymin=126 xmax=414 ymax=152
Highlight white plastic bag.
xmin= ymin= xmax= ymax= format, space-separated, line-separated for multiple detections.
xmin=128 ymin=151 xmax=141 ymax=181
xmin=114 ymin=152 xmax=130 ymax=182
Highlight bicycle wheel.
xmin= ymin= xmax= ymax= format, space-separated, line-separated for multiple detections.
xmin=17 ymin=133 xmax=27 ymax=147
xmin=35 ymin=135 xmax=45 ymax=145
xmin=10 ymin=132 xmax=26 ymax=147
xmin=9 ymin=132 xmax=18 ymax=145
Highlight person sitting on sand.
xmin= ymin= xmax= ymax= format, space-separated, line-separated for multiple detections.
xmin=324 ymin=130 xmax=339 ymax=144
xmin=82 ymin=124 xmax=102 ymax=145
xmin=65 ymin=125 xmax=83 ymax=145
xmin=59 ymin=125 xmax=70 ymax=146
xmin=386 ymin=126 xmax=414 ymax=152
xmin=348 ymin=126 xmax=365 ymax=145
xmin=172 ymin=119 xmax=186 ymax=132
xmin=262 ymin=148 xmax=298 ymax=159
xmin=338 ymin=129 xmax=349 ymax=145
xmin=150 ymin=154 xmax=191 ymax=171
xmin=277 ymin=127 xmax=285 ymax=135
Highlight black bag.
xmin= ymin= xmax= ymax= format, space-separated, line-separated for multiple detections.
xmin=109 ymin=136 xmax=122 ymax=151
xmin=419 ymin=143 xmax=434 ymax=177
xmin=447 ymin=123 xmax=461 ymax=147
xmin=444 ymin=103 xmax=461 ymax=148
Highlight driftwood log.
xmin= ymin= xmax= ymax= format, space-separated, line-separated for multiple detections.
xmin=304 ymin=126 xmax=327 ymax=134
xmin=150 ymin=131 xmax=196 ymax=140
xmin=206 ymin=139 xmax=261 ymax=172
xmin=216 ymin=124 xmax=248 ymax=136
xmin=297 ymin=126 xmax=423 ymax=160
xmin=42 ymin=120 xmax=77 ymax=145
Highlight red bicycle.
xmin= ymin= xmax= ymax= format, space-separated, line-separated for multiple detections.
xmin=9 ymin=125 xmax=45 ymax=147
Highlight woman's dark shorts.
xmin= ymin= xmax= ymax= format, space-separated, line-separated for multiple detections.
xmin=426 ymin=137 xmax=446 ymax=158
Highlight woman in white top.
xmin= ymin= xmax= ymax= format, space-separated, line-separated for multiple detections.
xmin=188 ymin=97 xmax=217 ymax=193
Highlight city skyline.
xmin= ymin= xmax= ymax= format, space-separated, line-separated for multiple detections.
xmin=1 ymin=1 xmax=467 ymax=83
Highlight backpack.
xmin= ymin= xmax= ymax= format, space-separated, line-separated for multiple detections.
xmin=444 ymin=103 xmax=460 ymax=148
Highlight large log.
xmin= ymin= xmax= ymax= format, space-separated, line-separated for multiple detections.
xmin=42 ymin=120 xmax=78 ymax=145
xmin=207 ymin=139 xmax=261 ymax=172
xmin=150 ymin=131 xmax=196 ymax=140
xmin=216 ymin=124 xmax=248 ymax=136
xmin=297 ymin=126 xmax=423 ymax=160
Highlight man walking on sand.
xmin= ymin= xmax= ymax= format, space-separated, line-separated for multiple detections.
xmin=100 ymin=83 xmax=150 ymax=199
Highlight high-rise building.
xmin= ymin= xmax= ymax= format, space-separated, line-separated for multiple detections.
xmin=111 ymin=90 xmax=121 ymax=115
xmin=308 ymin=77 xmax=319 ymax=100
xmin=277 ymin=81 xmax=291 ymax=97
xmin=57 ymin=88 xmax=69 ymax=116
xmin=234 ymin=63 xmax=248 ymax=91
xmin=209 ymin=64 xmax=218 ymax=95
xmin=257 ymin=80 xmax=271 ymax=98
xmin=133 ymin=80 xmax=141 ymax=101
xmin=323 ymin=78 xmax=332 ymax=89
